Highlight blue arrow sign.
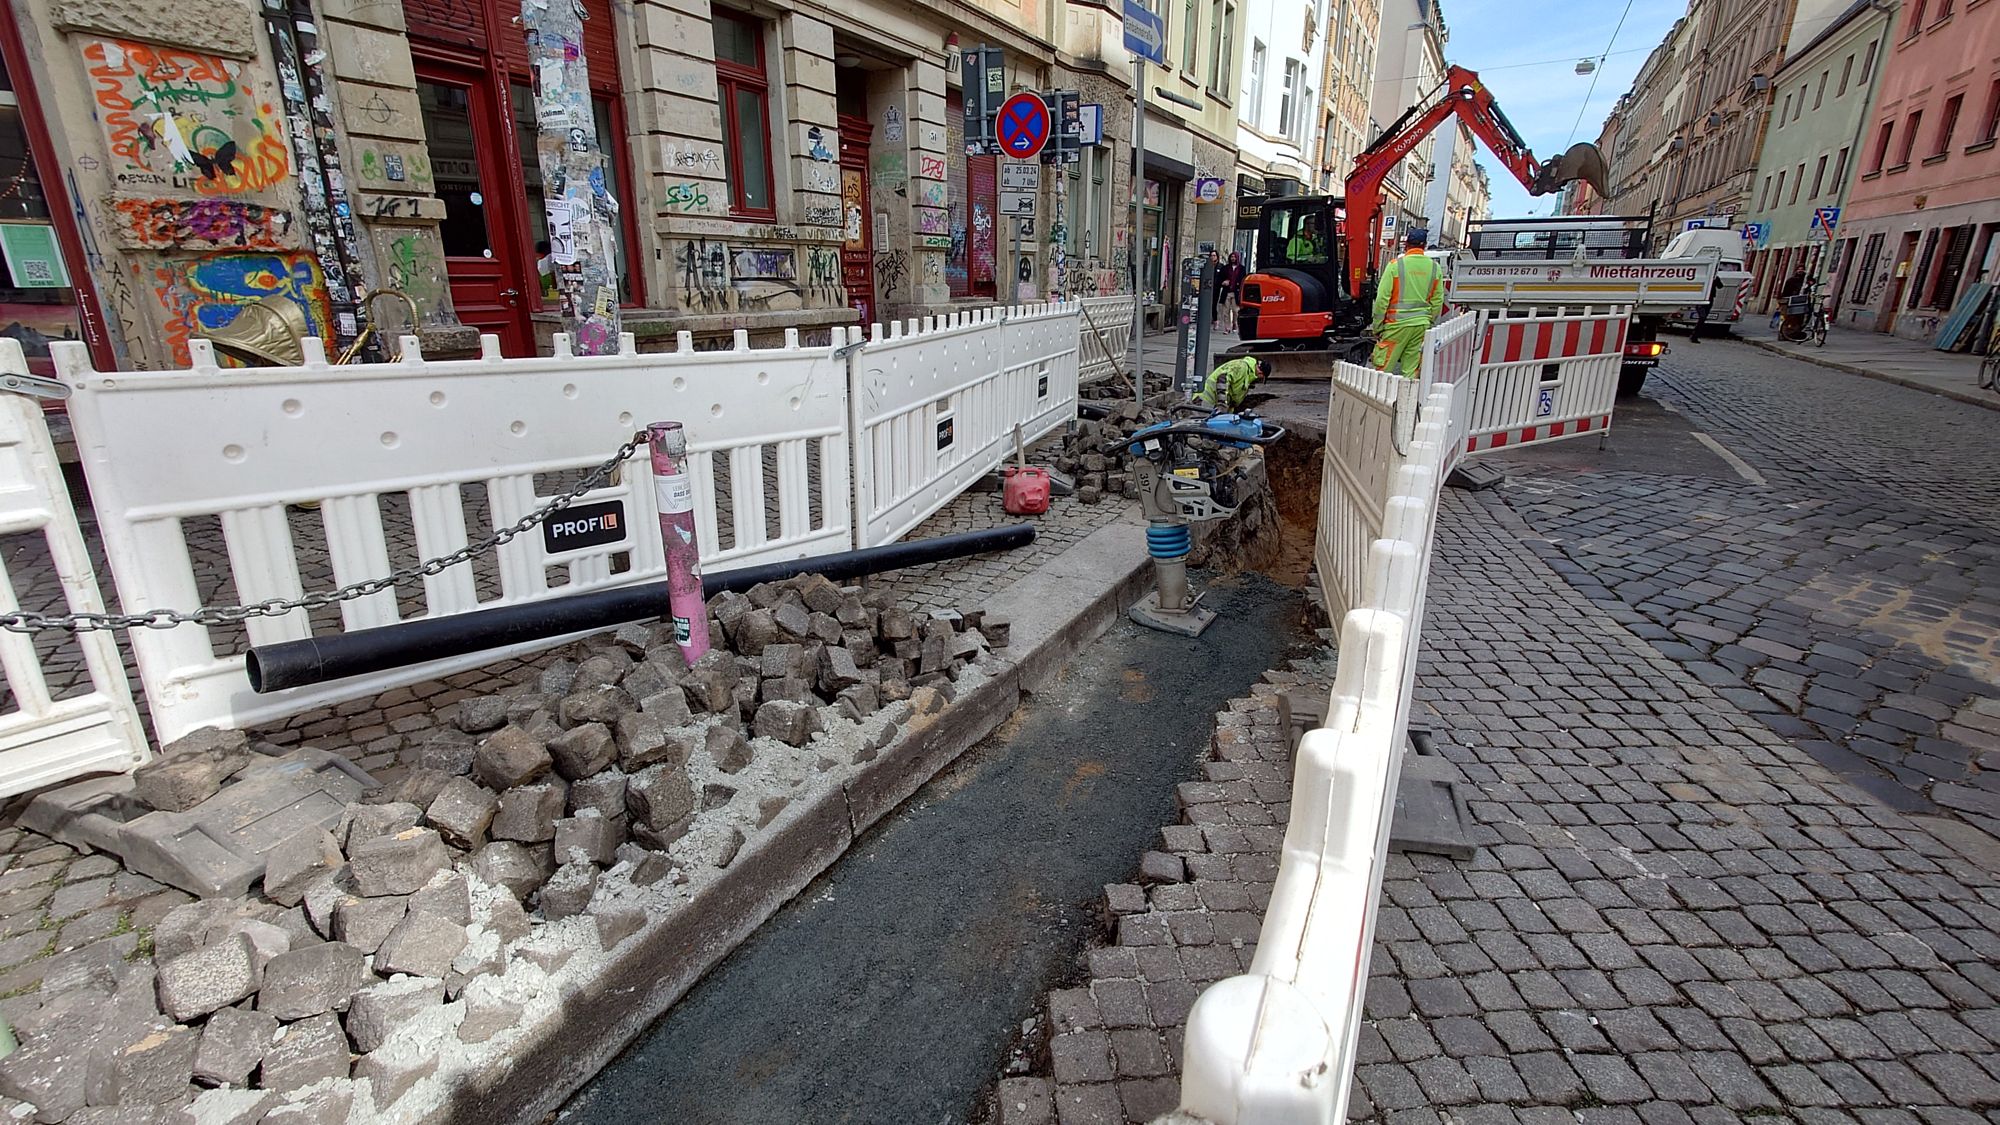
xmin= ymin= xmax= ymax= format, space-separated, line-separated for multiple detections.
xmin=1122 ymin=0 xmax=1167 ymax=65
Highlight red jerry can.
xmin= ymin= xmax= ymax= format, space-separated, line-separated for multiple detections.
xmin=1002 ymin=465 xmax=1052 ymax=515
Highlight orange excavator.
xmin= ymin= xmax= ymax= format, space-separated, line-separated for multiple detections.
xmin=1235 ymin=65 xmax=1610 ymax=356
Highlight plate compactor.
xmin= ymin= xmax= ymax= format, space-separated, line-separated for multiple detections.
xmin=1109 ymin=410 xmax=1285 ymax=637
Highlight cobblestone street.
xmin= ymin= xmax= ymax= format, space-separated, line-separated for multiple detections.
xmin=1489 ymin=342 xmax=2000 ymax=837
xmin=1005 ymin=481 xmax=2000 ymax=1125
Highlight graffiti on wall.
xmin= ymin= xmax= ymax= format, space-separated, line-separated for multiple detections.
xmin=805 ymin=246 xmax=843 ymax=301
xmin=82 ymin=39 xmax=290 ymax=195
xmin=676 ymin=239 xmax=732 ymax=312
xmin=916 ymin=208 xmax=949 ymax=236
xmin=112 ymin=198 xmax=295 ymax=250
xmin=874 ymin=249 xmax=908 ymax=302
xmin=152 ymin=251 xmax=331 ymax=365
xmin=371 ymin=227 xmax=450 ymax=325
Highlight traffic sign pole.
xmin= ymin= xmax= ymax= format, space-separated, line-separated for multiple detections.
xmin=1129 ymin=58 xmax=1145 ymax=407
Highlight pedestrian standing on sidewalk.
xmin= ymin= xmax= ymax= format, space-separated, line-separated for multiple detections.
xmin=1217 ymin=251 xmax=1245 ymax=328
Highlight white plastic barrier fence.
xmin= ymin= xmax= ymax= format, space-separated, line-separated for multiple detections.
xmin=0 ymin=342 xmax=149 ymax=797
xmin=1463 ymin=307 xmax=1628 ymax=453
xmin=1419 ymin=313 xmax=1481 ymax=475
xmin=56 ymin=330 xmax=854 ymax=742
xmin=848 ymin=302 xmax=1079 ymax=548
xmin=1314 ymin=362 xmax=1420 ymax=624
xmin=1179 ymin=357 xmax=1462 ymax=1125
xmin=1078 ymin=293 xmax=1136 ymax=383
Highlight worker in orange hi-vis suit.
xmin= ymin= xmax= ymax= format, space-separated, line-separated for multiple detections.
xmin=1369 ymin=227 xmax=1445 ymax=378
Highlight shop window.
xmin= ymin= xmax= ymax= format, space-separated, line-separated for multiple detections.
xmin=714 ymin=10 xmax=775 ymax=219
xmin=511 ymin=85 xmax=637 ymax=303
xmin=0 ymin=52 xmax=81 ymax=377
xmin=1928 ymin=223 xmax=1974 ymax=308
xmin=418 ymin=81 xmax=494 ymax=260
xmin=1851 ymin=232 xmax=1883 ymax=302
xmin=1907 ymin=228 xmax=1938 ymax=308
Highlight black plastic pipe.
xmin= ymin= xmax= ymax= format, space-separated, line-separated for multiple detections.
xmin=246 ymin=523 xmax=1036 ymax=693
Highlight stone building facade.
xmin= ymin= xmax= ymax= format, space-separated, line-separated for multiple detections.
xmin=0 ymin=0 xmax=1244 ymax=369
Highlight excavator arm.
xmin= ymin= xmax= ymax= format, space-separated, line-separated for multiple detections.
xmin=1344 ymin=64 xmax=1599 ymax=297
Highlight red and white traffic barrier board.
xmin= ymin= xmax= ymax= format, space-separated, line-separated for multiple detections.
xmin=1465 ymin=307 xmax=1629 ymax=455
xmin=1465 ymin=412 xmax=1612 ymax=452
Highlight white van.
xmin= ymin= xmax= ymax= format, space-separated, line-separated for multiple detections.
xmin=1660 ymin=228 xmax=1755 ymax=325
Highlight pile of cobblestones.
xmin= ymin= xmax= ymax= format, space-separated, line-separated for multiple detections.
xmin=0 ymin=573 xmax=1004 ymax=1124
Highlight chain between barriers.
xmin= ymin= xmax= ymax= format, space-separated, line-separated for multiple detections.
xmin=0 ymin=432 xmax=651 ymax=634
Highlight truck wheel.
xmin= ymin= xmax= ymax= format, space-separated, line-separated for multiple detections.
xmin=1618 ymin=365 xmax=1649 ymax=398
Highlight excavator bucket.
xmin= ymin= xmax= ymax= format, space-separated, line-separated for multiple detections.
xmin=1529 ymin=142 xmax=1613 ymax=201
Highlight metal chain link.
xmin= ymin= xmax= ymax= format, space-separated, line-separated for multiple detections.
xmin=2 ymin=432 xmax=651 ymax=634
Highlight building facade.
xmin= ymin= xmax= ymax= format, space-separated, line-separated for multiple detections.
xmin=0 ymin=0 xmax=1242 ymax=371
xmin=1233 ymin=0 xmax=1328 ymax=203
xmin=1832 ymin=0 xmax=2000 ymax=339
xmin=1740 ymin=0 xmax=1890 ymax=312
xmin=1316 ymin=0 xmax=1380 ymax=194
xmin=1365 ymin=0 xmax=1443 ymax=250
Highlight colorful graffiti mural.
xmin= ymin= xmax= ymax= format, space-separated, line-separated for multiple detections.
xmin=112 ymin=198 xmax=294 ymax=250
xmin=82 ymin=38 xmax=290 ymax=196
xmin=152 ymin=251 xmax=331 ymax=365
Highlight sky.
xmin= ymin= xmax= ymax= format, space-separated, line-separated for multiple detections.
xmin=1433 ymin=0 xmax=1689 ymax=217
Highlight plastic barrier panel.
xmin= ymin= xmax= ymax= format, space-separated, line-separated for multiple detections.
xmin=0 ymin=342 xmax=149 ymax=797
xmin=1180 ymin=378 xmax=1460 ymax=1125
xmin=1419 ymin=312 xmax=1480 ymax=474
xmin=1464 ymin=307 xmax=1628 ymax=454
xmin=849 ymin=302 xmax=1079 ymax=548
xmin=55 ymin=330 xmax=853 ymax=742
xmin=1078 ymin=294 xmax=1136 ymax=383
xmin=1314 ymin=362 xmax=1420 ymax=624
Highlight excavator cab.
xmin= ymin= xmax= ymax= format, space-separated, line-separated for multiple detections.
xmin=1236 ymin=198 xmax=1369 ymax=347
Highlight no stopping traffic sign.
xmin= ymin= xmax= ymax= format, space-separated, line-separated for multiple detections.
xmin=995 ymin=92 xmax=1051 ymax=160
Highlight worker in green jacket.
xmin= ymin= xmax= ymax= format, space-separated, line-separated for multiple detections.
xmin=1196 ymin=355 xmax=1272 ymax=411
xmin=1370 ymin=227 xmax=1446 ymax=378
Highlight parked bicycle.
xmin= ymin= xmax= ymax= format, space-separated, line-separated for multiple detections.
xmin=1778 ymin=286 xmax=1829 ymax=347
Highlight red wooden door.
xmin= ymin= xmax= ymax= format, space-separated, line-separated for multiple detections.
xmin=838 ymin=117 xmax=875 ymax=324
xmin=414 ymin=64 xmax=534 ymax=355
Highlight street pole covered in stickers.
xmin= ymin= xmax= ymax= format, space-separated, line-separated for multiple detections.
xmin=521 ymin=0 xmax=621 ymax=354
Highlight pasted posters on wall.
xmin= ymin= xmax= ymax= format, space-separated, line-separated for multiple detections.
xmin=152 ymin=251 xmax=331 ymax=365
xmin=81 ymin=39 xmax=290 ymax=196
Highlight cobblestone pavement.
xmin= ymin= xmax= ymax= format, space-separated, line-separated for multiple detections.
xmin=1484 ymin=341 xmax=2000 ymax=838
xmin=999 ymin=488 xmax=2000 ymax=1125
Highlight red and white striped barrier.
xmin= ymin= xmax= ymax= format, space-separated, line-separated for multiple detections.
xmin=1464 ymin=412 xmax=1612 ymax=452
xmin=1732 ymin=278 xmax=1751 ymax=322
xmin=1478 ymin=313 xmax=1625 ymax=365
xmin=1464 ymin=307 xmax=1629 ymax=456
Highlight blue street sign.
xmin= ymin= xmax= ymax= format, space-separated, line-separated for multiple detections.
xmin=1812 ymin=206 xmax=1841 ymax=235
xmin=996 ymin=91 xmax=1051 ymax=159
xmin=1122 ymin=0 xmax=1167 ymax=65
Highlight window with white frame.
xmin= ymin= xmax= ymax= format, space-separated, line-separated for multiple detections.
xmin=1278 ymin=58 xmax=1303 ymax=138
xmin=1245 ymin=40 xmax=1266 ymax=125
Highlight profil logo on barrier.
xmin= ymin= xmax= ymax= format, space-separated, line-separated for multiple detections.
xmin=543 ymin=499 xmax=629 ymax=555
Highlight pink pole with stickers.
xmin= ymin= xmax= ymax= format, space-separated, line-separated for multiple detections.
xmin=647 ymin=421 xmax=711 ymax=664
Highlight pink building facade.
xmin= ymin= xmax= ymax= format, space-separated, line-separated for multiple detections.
xmin=1830 ymin=0 xmax=2000 ymax=340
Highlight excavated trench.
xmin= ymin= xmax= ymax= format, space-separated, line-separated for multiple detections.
xmin=561 ymin=447 xmax=1325 ymax=1125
